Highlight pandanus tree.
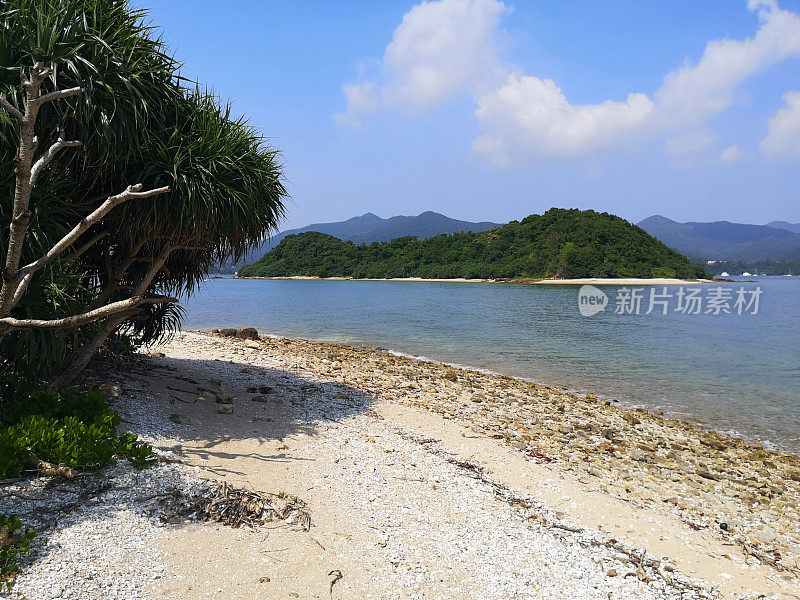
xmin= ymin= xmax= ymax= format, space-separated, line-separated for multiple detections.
xmin=54 ymin=90 xmax=287 ymax=388
xmin=0 ymin=0 xmax=287 ymax=390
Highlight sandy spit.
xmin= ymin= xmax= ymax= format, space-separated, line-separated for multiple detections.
xmin=235 ymin=276 xmax=718 ymax=285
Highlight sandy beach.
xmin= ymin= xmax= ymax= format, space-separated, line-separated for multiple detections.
xmin=237 ymin=275 xmax=719 ymax=285
xmin=3 ymin=330 xmax=798 ymax=600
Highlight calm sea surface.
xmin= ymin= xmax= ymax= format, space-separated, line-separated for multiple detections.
xmin=182 ymin=277 xmax=800 ymax=453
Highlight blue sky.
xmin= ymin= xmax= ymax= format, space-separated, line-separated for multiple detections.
xmin=141 ymin=0 xmax=800 ymax=230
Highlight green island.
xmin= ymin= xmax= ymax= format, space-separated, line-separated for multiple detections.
xmin=239 ymin=208 xmax=710 ymax=280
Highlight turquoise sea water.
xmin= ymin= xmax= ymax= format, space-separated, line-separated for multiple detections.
xmin=182 ymin=277 xmax=800 ymax=453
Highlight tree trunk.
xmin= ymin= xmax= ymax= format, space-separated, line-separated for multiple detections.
xmin=51 ymin=313 xmax=126 ymax=390
xmin=53 ymin=245 xmax=174 ymax=390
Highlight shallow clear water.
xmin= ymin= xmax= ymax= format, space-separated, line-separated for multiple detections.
xmin=182 ymin=277 xmax=800 ymax=453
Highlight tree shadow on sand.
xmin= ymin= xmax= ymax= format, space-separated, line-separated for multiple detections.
xmin=0 ymin=351 xmax=382 ymax=579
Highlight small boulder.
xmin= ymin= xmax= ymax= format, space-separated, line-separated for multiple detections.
xmin=622 ymin=413 xmax=640 ymax=425
xmin=219 ymin=328 xmax=237 ymax=337
xmin=247 ymin=385 xmax=273 ymax=394
xmin=783 ymin=468 xmax=800 ymax=482
xmin=443 ymin=370 xmax=458 ymax=382
xmin=199 ymin=392 xmax=220 ymax=403
xmin=236 ymin=327 xmax=259 ymax=340
xmin=99 ymin=383 xmax=122 ymax=398
xmin=217 ymin=396 xmax=234 ymax=405
xmin=217 ymin=405 xmax=234 ymax=415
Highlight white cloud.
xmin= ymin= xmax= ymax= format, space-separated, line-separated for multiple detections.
xmin=664 ymin=129 xmax=719 ymax=162
xmin=473 ymin=74 xmax=654 ymax=164
xmin=336 ymin=0 xmax=800 ymax=165
xmin=761 ymin=91 xmax=800 ymax=158
xmin=720 ymin=145 xmax=742 ymax=163
xmin=332 ymin=83 xmax=378 ymax=129
xmin=654 ymin=0 xmax=800 ymax=128
xmin=334 ymin=0 xmax=506 ymax=125
xmin=382 ymin=0 xmax=506 ymax=107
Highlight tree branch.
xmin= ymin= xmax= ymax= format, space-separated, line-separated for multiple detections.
xmin=30 ymin=130 xmax=82 ymax=187
xmin=0 ymin=297 xmax=144 ymax=330
xmin=30 ymin=87 xmax=82 ymax=107
xmin=91 ymin=238 xmax=149 ymax=310
xmin=0 ymin=95 xmax=24 ymax=122
xmin=25 ymin=62 xmax=53 ymax=87
xmin=63 ymin=232 xmax=108 ymax=262
xmin=11 ymin=273 xmax=32 ymax=307
xmin=15 ymin=184 xmax=170 ymax=286
xmin=139 ymin=296 xmax=180 ymax=304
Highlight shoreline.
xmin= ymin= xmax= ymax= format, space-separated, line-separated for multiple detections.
xmin=198 ymin=331 xmax=800 ymax=568
xmin=4 ymin=330 xmax=798 ymax=599
xmin=196 ymin=327 xmax=790 ymax=454
xmin=233 ymin=275 xmax=721 ymax=285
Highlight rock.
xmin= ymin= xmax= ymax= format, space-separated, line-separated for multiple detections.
xmin=601 ymin=428 xmax=617 ymax=440
xmin=443 ymin=370 xmax=458 ymax=382
xmin=219 ymin=328 xmax=237 ymax=337
xmin=696 ymin=468 xmax=720 ymax=481
xmin=252 ymin=395 xmax=270 ymax=403
xmin=606 ymin=569 xmax=618 ymax=577
xmin=700 ymin=435 xmax=728 ymax=451
xmin=783 ymin=468 xmax=800 ymax=482
xmin=217 ymin=396 xmax=234 ymax=405
xmin=236 ymin=327 xmax=259 ymax=340
xmin=217 ymin=405 xmax=234 ymax=415
xmin=199 ymin=392 xmax=220 ymax=403
xmin=100 ymin=383 xmax=122 ymax=398
xmin=244 ymin=340 xmax=261 ymax=349
xmin=751 ymin=526 xmax=778 ymax=545
xmin=247 ymin=385 xmax=273 ymax=394
xmin=622 ymin=413 xmax=640 ymax=425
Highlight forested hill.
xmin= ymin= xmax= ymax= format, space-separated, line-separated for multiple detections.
xmin=238 ymin=209 xmax=710 ymax=280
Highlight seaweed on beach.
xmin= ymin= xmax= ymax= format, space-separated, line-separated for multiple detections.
xmin=197 ymin=481 xmax=310 ymax=530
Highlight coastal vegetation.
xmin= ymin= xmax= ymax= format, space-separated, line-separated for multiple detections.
xmin=0 ymin=387 xmax=156 ymax=480
xmin=239 ymin=208 xmax=710 ymax=280
xmin=0 ymin=514 xmax=35 ymax=588
xmin=0 ymin=0 xmax=287 ymax=395
xmin=0 ymin=1 xmax=286 ymax=558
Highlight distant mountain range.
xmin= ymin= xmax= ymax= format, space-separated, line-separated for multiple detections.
xmin=637 ymin=216 xmax=800 ymax=262
xmin=224 ymin=211 xmax=500 ymax=272
xmin=767 ymin=221 xmax=800 ymax=234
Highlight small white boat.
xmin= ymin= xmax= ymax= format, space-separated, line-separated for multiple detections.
xmin=720 ymin=271 xmax=729 ymax=277
xmin=742 ymin=272 xmax=752 ymax=276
